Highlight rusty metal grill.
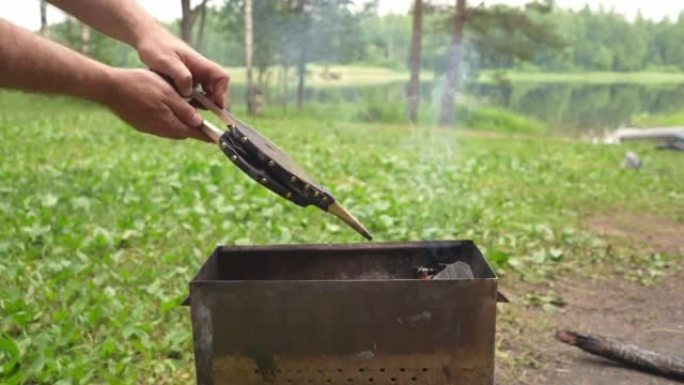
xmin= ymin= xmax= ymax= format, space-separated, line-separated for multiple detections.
xmin=186 ymin=241 xmax=502 ymax=385
xmin=230 ymin=361 xmax=461 ymax=384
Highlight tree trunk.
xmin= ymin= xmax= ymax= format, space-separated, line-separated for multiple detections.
xmin=65 ymin=16 xmax=74 ymax=48
xmin=281 ymin=65 xmax=289 ymax=111
xmin=258 ymin=68 xmax=265 ymax=93
xmin=388 ymin=32 xmax=394 ymax=62
xmin=439 ymin=0 xmax=467 ymax=127
xmin=40 ymin=1 xmax=49 ymax=38
xmin=258 ymin=68 xmax=270 ymax=104
xmin=180 ymin=0 xmax=193 ymax=44
xmin=296 ymin=45 xmax=307 ymax=109
xmin=195 ymin=0 xmax=208 ymax=52
xmin=245 ymin=0 xmax=258 ymax=115
xmin=406 ymin=0 xmax=423 ymax=123
xmin=181 ymin=0 xmax=208 ymax=46
xmin=80 ymin=23 xmax=90 ymax=56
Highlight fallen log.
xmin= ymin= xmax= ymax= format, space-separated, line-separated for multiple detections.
xmin=612 ymin=127 xmax=684 ymax=142
xmin=555 ymin=330 xmax=684 ymax=381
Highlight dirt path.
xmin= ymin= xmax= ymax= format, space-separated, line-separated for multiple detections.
xmin=496 ymin=212 xmax=683 ymax=384
xmin=497 ymin=268 xmax=683 ymax=385
xmin=543 ymin=270 xmax=681 ymax=384
xmin=587 ymin=212 xmax=684 ymax=256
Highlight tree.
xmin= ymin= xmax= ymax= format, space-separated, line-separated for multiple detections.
xmin=181 ymin=0 xmax=209 ymax=45
xmin=406 ymin=0 xmax=423 ymax=123
xmin=359 ymin=13 xmax=411 ymax=68
xmin=438 ymin=0 xmax=564 ymax=126
xmin=286 ymin=0 xmax=362 ymax=108
xmin=218 ymin=0 xmax=363 ymax=109
xmin=283 ymin=0 xmax=314 ymax=109
xmin=40 ymin=1 xmax=49 ymax=38
xmin=195 ymin=1 xmax=209 ymax=51
xmin=64 ymin=16 xmax=75 ymax=48
xmin=439 ymin=0 xmax=466 ymax=126
xmin=244 ymin=0 xmax=258 ymax=114
xmin=80 ymin=22 xmax=90 ymax=56
xmin=221 ymin=0 xmax=290 ymax=102
xmin=295 ymin=26 xmax=309 ymax=109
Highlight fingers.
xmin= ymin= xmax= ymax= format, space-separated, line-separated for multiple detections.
xmin=208 ymin=73 xmax=229 ymax=109
xmin=153 ymin=73 xmax=208 ymax=141
xmin=201 ymin=63 xmax=229 ymax=108
xmin=187 ymin=53 xmax=230 ymax=108
xmin=154 ymin=109 xmax=208 ymax=142
xmin=108 ymin=68 xmax=212 ymax=142
xmin=165 ymin=97 xmax=212 ymax=142
xmin=167 ymin=94 xmax=202 ymax=128
xmin=158 ymin=57 xmax=194 ymax=98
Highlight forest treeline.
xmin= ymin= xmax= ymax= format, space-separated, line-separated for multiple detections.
xmin=36 ymin=0 xmax=684 ymax=124
xmin=42 ymin=1 xmax=684 ymax=74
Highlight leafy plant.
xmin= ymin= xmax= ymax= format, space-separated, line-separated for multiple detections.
xmin=0 ymin=90 xmax=681 ymax=384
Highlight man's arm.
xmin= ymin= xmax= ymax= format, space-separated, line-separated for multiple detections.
xmin=0 ymin=19 xmax=109 ymax=102
xmin=0 ymin=20 xmax=206 ymax=141
xmin=48 ymin=0 xmax=229 ymax=108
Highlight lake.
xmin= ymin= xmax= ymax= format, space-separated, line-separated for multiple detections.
xmin=232 ymin=79 xmax=684 ymax=134
xmin=468 ymin=81 xmax=684 ymax=133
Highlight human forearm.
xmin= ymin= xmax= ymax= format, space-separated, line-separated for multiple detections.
xmin=0 ymin=20 xmax=206 ymax=141
xmin=46 ymin=0 xmax=166 ymax=49
xmin=46 ymin=0 xmax=229 ymax=106
xmin=0 ymin=19 xmax=113 ymax=103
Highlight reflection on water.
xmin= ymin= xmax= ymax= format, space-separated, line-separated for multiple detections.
xmin=230 ymin=80 xmax=684 ymax=133
xmin=468 ymin=82 xmax=684 ymax=133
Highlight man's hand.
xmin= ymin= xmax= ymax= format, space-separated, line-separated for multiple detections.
xmin=137 ymin=30 xmax=229 ymax=109
xmin=47 ymin=0 xmax=230 ymax=108
xmin=104 ymin=69 xmax=209 ymax=141
xmin=2 ymin=2 xmax=229 ymax=142
xmin=0 ymin=20 xmax=207 ymax=142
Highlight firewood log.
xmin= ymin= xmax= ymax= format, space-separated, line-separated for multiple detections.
xmin=555 ymin=330 xmax=684 ymax=381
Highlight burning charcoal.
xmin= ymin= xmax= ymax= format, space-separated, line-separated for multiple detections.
xmin=414 ymin=266 xmax=437 ymax=279
xmin=434 ymin=261 xmax=474 ymax=280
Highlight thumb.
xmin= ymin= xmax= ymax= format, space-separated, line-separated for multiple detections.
xmin=160 ymin=58 xmax=194 ymax=98
xmin=167 ymin=95 xmax=203 ymax=129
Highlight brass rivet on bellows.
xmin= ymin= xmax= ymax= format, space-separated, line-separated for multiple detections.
xmin=290 ymin=176 xmax=297 ymax=183
xmin=286 ymin=192 xmax=293 ymax=199
xmin=322 ymin=196 xmax=328 ymax=202
xmin=220 ymin=141 xmax=228 ymax=149
xmin=261 ymin=178 xmax=268 ymax=184
xmin=231 ymin=155 xmax=238 ymax=161
xmin=304 ymin=184 xmax=310 ymax=191
xmin=268 ymin=160 xmax=276 ymax=167
xmin=314 ymin=190 xmax=320 ymax=197
xmin=241 ymin=136 xmax=248 ymax=143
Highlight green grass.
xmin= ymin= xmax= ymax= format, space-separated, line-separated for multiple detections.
xmin=632 ymin=111 xmax=684 ymax=127
xmin=224 ymin=64 xmax=422 ymax=87
xmin=1 ymin=91 xmax=682 ymax=384
xmin=479 ymin=70 xmax=684 ymax=84
xmin=253 ymin=95 xmax=548 ymax=134
xmin=457 ymin=106 xmax=548 ymax=134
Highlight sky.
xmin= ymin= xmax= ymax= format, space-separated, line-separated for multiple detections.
xmin=3 ymin=0 xmax=684 ymax=31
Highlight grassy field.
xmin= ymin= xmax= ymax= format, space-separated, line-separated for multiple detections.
xmin=1 ymin=91 xmax=682 ymax=384
xmin=225 ymin=65 xmax=420 ymax=87
xmin=632 ymin=111 xmax=684 ymax=127
xmin=254 ymin=100 xmax=550 ymax=134
xmin=479 ymin=70 xmax=684 ymax=84
xmin=223 ymin=65 xmax=684 ymax=86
